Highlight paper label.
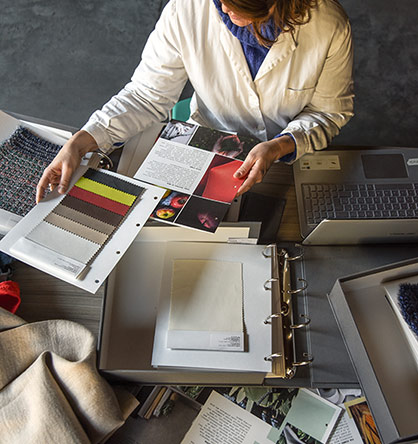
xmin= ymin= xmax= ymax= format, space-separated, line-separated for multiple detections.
xmin=299 ymin=155 xmax=341 ymax=171
xmin=10 ymin=237 xmax=86 ymax=279
xmin=210 ymin=332 xmax=243 ymax=350
xmin=167 ymin=330 xmax=244 ymax=351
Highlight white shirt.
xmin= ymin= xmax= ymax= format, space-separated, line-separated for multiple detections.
xmin=82 ymin=0 xmax=354 ymax=161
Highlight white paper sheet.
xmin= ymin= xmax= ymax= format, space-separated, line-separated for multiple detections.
xmin=134 ymin=138 xmax=214 ymax=194
xmin=168 ymin=259 xmax=244 ymax=351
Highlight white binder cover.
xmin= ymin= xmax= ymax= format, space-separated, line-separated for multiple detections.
xmin=152 ymin=242 xmax=272 ymax=373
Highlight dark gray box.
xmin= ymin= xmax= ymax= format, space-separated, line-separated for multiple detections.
xmin=328 ymin=258 xmax=418 ymax=444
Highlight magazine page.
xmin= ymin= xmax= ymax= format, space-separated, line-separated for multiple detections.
xmin=134 ymin=120 xmax=260 ymax=233
xmin=341 ymin=397 xmax=382 ymax=444
xmin=181 ymin=389 xmax=342 ymax=444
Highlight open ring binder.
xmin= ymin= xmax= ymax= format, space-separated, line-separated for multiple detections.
xmin=263 ymin=244 xmax=313 ymax=378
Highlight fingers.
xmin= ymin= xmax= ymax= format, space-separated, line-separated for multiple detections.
xmin=35 ymin=159 xmax=75 ymax=203
xmin=234 ymin=154 xmax=255 ymax=179
xmin=36 ymin=167 xmax=54 ymax=203
xmin=235 ymin=166 xmax=263 ymax=196
xmin=58 ymin=162 xmax=73 ymax=195
xmin=36 ymin=170 xmax=50 ymax=203
xmin=235 ymin=156 xmax=265 ymax=196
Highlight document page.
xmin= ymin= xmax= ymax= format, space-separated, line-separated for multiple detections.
xmin=168 ymin=259 xmax=244 ymax=351
xmin=181 ymin=391 xmax=277 ymax=444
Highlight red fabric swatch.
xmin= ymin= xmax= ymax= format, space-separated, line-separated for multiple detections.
xmin=0 ymin=281 xmax=21 ymax=314
xmin=202 ymin=160 xmax=244 ymax=203
xmin=68 ymin=186 xmax=130 ymax=216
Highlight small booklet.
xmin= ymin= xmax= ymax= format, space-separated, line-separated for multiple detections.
xmin=134 ymin=120 xmax=260 ymax=233
xmin=181 ymin=389 xmax=342 ymax=444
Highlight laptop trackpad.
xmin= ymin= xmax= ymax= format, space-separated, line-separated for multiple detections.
xmin=361 ymin=153 xmax=408 ymax=179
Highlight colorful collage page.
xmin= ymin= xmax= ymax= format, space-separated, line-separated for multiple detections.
xmin=134 ymin=120 xmax=260 ymax=233
xmin=10 ymin=168 xmax=145 ymax=280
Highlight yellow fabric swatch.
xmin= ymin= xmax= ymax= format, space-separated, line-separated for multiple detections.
xmin=75 ymin=177 xmax=137 ymax=206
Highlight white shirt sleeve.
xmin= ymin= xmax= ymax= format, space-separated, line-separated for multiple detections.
xmin=81 ymin=0 xmax=188 ymax=152
xmin=282 ymin=20 xmax=354 ymax=159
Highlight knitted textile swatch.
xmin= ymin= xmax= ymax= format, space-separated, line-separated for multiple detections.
xmin=0 ymin=127 xmax=62 ymax=216
xmin=398 ymin=283 xmax=418 ymax=337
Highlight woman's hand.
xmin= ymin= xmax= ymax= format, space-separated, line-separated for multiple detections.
xmin=233 ymin=135 xmax=295 ymax=196
xmin=36 ymin=130 xmax=99 ymax=203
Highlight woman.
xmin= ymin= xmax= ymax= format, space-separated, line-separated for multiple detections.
xmin=36 ymin=0 xmax=353 ymax=202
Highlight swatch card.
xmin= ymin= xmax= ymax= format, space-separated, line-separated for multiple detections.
xmin=0 ymin=166 xmax=165 ymax=293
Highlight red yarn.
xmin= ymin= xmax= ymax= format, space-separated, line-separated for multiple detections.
xmin=0 ymin=281 xmax=21 ymax=314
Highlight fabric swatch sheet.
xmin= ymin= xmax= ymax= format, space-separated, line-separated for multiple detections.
xmin=21 ymin=168 xmax=144 ymax=275
xmin=0 ymin=126 xmax=62 ymax=216
xmin=0 ymin=165 xmax=169 ymax=293
xmin=134 ymin=120 xmax=260 ymax=233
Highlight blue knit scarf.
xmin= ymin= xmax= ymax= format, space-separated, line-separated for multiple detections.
xmin=213 ymin=0 xmax=280 ymax=79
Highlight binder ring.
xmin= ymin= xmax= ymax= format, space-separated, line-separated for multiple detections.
xmin=264 ymin=353 xmax=283 ymax=361
xmin=264 ymin=304 xmax=288 ymax=324
xmin=262 ymin=244 xmax=276 ymax=258
xmin=263 ymin=278 xmax=279 ymax=291
xmin=96 ymin=149 xmax=114 ymax=170
xmin=287 ymin=278 xmax=307 ymax=294
xmin=286 ymin=244 xmax=304 ymax=261
xmin=264 ymin=313 xmax=281 ymax=324
xmin=292 ymin=356 xmax=313 ymax=367
xmin=290 ymin=315 xmax=311 ymax=329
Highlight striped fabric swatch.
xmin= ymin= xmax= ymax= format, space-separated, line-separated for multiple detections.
xmin=53 ymin=204 xmax=115 ymax=235
xmin=68 ymin=186 xmax=131 ymax=216
xmin=27 ymin=221 xmax=101 ymax=264
xmin=25 ymin=168 xmax=145 ymax=267
xmin=60 ymin=195 xmax=124 ymax=227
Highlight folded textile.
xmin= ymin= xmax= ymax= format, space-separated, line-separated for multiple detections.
xmin=0 ymin=307 xmax=131 ymax=444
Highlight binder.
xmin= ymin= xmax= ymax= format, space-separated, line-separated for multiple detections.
xmin=261 ymin=244 xmax=312 ymax=378
xmin=98 ymin=234 xmax=418 ymax=388
xmin=150 ymin=241 xmax=313 ymax=377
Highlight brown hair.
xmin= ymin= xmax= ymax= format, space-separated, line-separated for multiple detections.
xmin=221 ymin=0 xmax=318 ymax=46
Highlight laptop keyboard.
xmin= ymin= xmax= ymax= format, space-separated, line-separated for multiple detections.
xmin=302 ymin=183 xmax=418 ymax=225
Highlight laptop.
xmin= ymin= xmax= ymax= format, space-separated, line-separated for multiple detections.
xmin=293 ymin=147 xmax=418 ymax=245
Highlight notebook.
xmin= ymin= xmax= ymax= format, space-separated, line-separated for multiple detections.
xmin=293 ymin=147 xmax=418 ymax=245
